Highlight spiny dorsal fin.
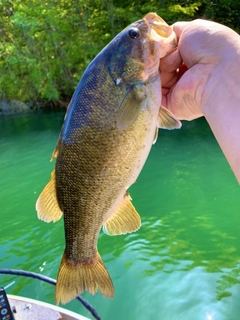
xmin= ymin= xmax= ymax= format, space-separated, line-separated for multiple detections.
xmin=103 ymin=192 xmax=141 ymax=236
xmin=158 ymin=106 xmax=182 ymax=130
xmin=36 ymin=170 xmax=63 ymax=223
xmin=51 ymin=146 xmax=59 ymax=161
xmin=55 ymin=251 xmax=114 ymax=305
xmin=117 ymin=84 xmax=146 ymax=130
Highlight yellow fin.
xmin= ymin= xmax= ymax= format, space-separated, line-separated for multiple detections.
xmin=158 ymin=106 xmax=182 ymax=130
xmin=117 ymin=84 xmax=145 ymax=130
xmin=51 ymin=140 xmax=60 ymax=161
xmin=36 ymin=170 xmax=63 ymax=223
xmin=103 ymin=192 xmax=141 ymax=236
xmin=51 ymin=147 xmax=58 ymax=161
xmin=55 ymin=251 xmax=114 ymax=305
xmin=153 ymin=127 xmax=159 ymax=145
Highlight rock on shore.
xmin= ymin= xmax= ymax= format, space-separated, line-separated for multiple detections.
xmin=0 ymin=100 xmax=30 ymax=115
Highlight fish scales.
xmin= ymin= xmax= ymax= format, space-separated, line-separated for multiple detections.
xmin=36 ymin=12 xmax=181 ymax=305
xmin=56 ymin=49 xmax=155 ymax=258
xmin=56 ymin=111 xmax=153 ymax=259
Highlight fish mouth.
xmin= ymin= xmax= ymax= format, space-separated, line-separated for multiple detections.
xmin=143 ymin=12 xmax=177 ymax=57
xmin=144 ymin=12 xmax=176 ymax=43
xmin=144 ymin=13 xmax=167 ymax=28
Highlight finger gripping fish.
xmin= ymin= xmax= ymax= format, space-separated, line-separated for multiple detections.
xmin=36 ymin=12 xmax=181 ymax=305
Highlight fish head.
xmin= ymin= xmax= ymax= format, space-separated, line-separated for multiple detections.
xmin=108 ymin=12 xmax=177 ymax=84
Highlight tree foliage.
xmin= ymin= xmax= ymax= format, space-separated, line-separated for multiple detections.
xmin=0 ymin=0 xmax=239 ymax=104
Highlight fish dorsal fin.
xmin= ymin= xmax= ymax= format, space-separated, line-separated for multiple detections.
xmin=51 ymin=137 xmax=61 ymax=161
xmin=117 ymin=84 xmax=146 ymax=130
xmin=158 ymin=106 xmax=182 ymax=129
xmin=51 ymin=146 xmax=59 ymax=161
xmin=36 ymin=170 xmax=63 ymax=223
xmin=103 ymin=192 xmax=141 ymax=236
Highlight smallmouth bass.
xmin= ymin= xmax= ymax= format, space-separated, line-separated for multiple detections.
xmin=36 ymin=12 xmax=181 ymax=305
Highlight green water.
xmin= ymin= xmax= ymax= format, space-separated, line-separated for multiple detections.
xmin=1 ymin=111 xmax=240 ymax=320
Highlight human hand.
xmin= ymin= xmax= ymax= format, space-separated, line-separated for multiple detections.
xmin=160 ymin=19 xmax=240 ymax=120
xmin=160 ymin=19 xmax=240 ymax=183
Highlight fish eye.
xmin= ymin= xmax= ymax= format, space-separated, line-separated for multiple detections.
xmin=128 ymin=28 xmax=140 ymax=39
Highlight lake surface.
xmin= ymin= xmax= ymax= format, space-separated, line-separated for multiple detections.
xmin=0 ymin=111 xmax=240 ymax=320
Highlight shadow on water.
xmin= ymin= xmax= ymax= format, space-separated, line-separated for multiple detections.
xmin=0 ymin=110 xmax=65 ymax=136
xmin=1 ymin=113 xmax=240 ymax=319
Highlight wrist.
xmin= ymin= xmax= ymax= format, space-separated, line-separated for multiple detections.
xmin=201 ymin=52 xmax=240 ymax=118
xmin=199 ymin=42 xmax=240 ymax=183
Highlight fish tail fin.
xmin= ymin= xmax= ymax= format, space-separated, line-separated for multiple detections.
xmin=55 ymin=251 xmax=114 ymax=305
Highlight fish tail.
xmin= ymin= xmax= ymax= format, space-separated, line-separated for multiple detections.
xmin=55 ymin=251 xmax=114 ymax=305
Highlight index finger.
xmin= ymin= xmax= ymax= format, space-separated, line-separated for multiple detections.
xmin=172 ymin=21 xmax=191 ymax=40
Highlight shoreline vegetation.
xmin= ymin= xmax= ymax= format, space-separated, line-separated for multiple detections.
xmin=1 ymin=0 xmax=239 ymax=115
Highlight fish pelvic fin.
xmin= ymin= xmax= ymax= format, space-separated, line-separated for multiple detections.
xmin=36 ymin=170 xmax=63 ymax=223
xmin=103 ymin=192 xmax=141 ymax=236
xmin=158 ymin=106 xmax=182 ymax=130
xmin=55 ymin=251 xmax=114 ymax=305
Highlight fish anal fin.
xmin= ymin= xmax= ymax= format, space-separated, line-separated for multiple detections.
xmin=117 ymin=84 xmax=145 ymax=130
xmin=158 ymin=106 xmax=182 ymax=130
xmin=36 ymin=170 xmax=63 ymax=223
xmin=103 ymin=192 xmax=141 ymax=236
xmin=55 ymin=251 xmax=114 ymax=305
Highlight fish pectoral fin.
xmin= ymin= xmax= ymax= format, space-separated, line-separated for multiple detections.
xmin=103 ymin=192 xmax=141 ymax=236
xmin=55 ymin=251 xmax=114 ymax=305
xmin=117 ymin=84 xmax=145 ymax=130
xmin=36 ymin=170 xmax=63 ymax=223
xmin=157 ymin=106 xmax=182 ymax=130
